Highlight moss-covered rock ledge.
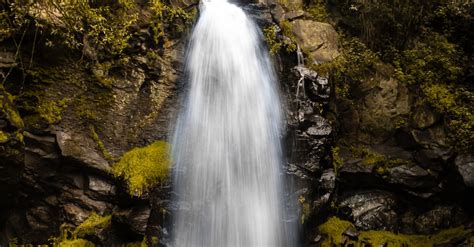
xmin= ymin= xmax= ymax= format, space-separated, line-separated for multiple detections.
xmin=315 ymin=217 xmax=474 ymax=247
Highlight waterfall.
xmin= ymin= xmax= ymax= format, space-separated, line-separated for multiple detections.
xmin=171 ymin=0 xmax=295 ymax=246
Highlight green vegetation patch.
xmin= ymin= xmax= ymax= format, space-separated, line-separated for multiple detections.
xmin=73 ymin=213 xmax=112 ymax=239
xmin=89 ymin=125 xmax=112 ymax=161
xmin=0 ymin=130 xmax=9 ymax=143
xmin=0 ymin=86 xmax=24 ymax=129
xmin=112 ymin=141 xmax=171 ymax=196
xmin=37 ymin=99 xmax=68 ymax=124
xmin=49 ymin=212 xmax=111 ymax=246
xmin=262 ymin=20 xmax=297 ymax=55
xmin=318 ymin=216 xmax=473 ymax=247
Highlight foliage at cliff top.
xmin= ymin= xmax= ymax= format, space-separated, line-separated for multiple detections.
xmin=112 ymin=141 xmax=171 ymax=196
xmin=318 ymin=216 xmax=473 ymax=246
xmin=1 ymin=0 xmax=194 ymax=59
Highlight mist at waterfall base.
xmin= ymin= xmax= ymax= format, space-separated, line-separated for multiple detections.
xmin=170 ymin=0 xmax=298 ymax=246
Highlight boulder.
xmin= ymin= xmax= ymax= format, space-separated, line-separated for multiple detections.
xmin=338 ymin=190 xmax=398 ymax=231
xmin=411 ymin=103 xmax=440 ymax=129
xmin=290 ymin=20 xmax=339 ymax=63
xmin=386 ymin=164 xmax=436 ymax=189
xmin=56 ymin=131 xmax=110 ymax=172
xmin=454 ymin=154 xmax=474 ymax=187
xmin=358 ymin=77 xmax=411 ymax=143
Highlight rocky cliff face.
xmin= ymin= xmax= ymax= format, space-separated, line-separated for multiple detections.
xmin=1 ymin=0 xmax=473 ymax=246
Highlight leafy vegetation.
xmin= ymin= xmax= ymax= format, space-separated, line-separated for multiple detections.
xmin=112 ymin=141 xmax=171 ymax=196
xmin=306 ymin=0 xmax=328 ymax=22
xmin=263 ymin=21 xmax=297 ymax=55
xmin=307 ymin=0 xmax=473 ymax=152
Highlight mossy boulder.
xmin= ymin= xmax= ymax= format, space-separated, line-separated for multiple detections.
xmin=358 ymin=77 xmax=411 ymax=143
xmin=112 ymin=141 xmax=171 ymax=196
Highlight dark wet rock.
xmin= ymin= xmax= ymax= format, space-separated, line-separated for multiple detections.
xmin=87 ymin=176 xmax=116 ymax=199
xmin=24 ymin=131 xmax=59 ymax=159
xmin=312 ymin=193 xmax=331 ymax=214
xmin=117 ymin=206 xmax=152 ymax=235
xmin=306 ymin=115 xmax=332 ymax=136
xmin=414 ymin=205 xmax=468 ymax=234
xmin=371 ymin=145 xmax=413 ymax=161
xmin=170 ymin=0 xmax=198 ymax=8
xmin=319 ymin=169 xmax=335 ymax=193
xmin=385 ymin=164 xmax=437 ymax=189
xmin=26 ymin=206 xmax=52 ymax=231
xmin=293 ymin=66 xmax=331 ymax=104
xmin=455 ymin=154 xmax=474 ymax=187
xmin=0 ymin=51 xmax=16 ymax=68
xmin=340 ymin=160 xmax=373 ymax=174
xmin=339 ymin=190 xmax=398 ymax=231
xmin=343 ymin=225 xmax=360 ymax=238
xmin=411 ymin=125 xmax=448 ymax=149
xmin=63 ymin=203 xmax=91 ymax=224
xmin=243 ymin=3 xmax=274 ymax=27
xmin=56 ymin=130 xmax=110 ymax=172
xmin=414 ymin=148 xmax=451 ymax=171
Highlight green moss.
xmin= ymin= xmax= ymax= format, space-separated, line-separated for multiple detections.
xmin=89 ymin=125 xmax=112 ymax=161
xmin=331 ymin=147 xmax=343 ymax=174
xmin=91 ymin=62 xmax=114 ymax=88
xmin=318 ymin=216 xmax=473 ymax=247
xmin=15 ymin=131 xmax=24 ymax=143
xmin=1 ymin=86 xmax=24 ymax=129
xmin=298 ymin=196 xmax=311 ymax=225
xmin=73 ymin=213 xmax=111 ymax=239
xmin=56 ymin=238 xmax=95 ymax=247
xmin=37 ymin=99 xmax=68 ymax=124
xmin=318 ymin=216 xmax=354 ymax=245
xmin=48 ymin=213 xmax=110 ymax=246
xmin=4 ymin=106 xmax=24 ymax=128
xmin=0 ymin=130 xmax=9 ymax=143
xmin=112 ymin=141 xmax=171 ymax=196
xmin=350 ymin=146 xmax=386 ymax=167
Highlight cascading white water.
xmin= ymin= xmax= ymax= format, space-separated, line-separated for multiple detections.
xmin=171 ymin=0 xmax=294 ymax=246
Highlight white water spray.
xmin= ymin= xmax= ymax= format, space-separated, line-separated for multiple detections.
xmin=171 ymin=0 xmax=295 ymax=246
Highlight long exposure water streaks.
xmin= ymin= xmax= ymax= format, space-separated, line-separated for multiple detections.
xmin=170 ymin=0 xmax=295 ymax=246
